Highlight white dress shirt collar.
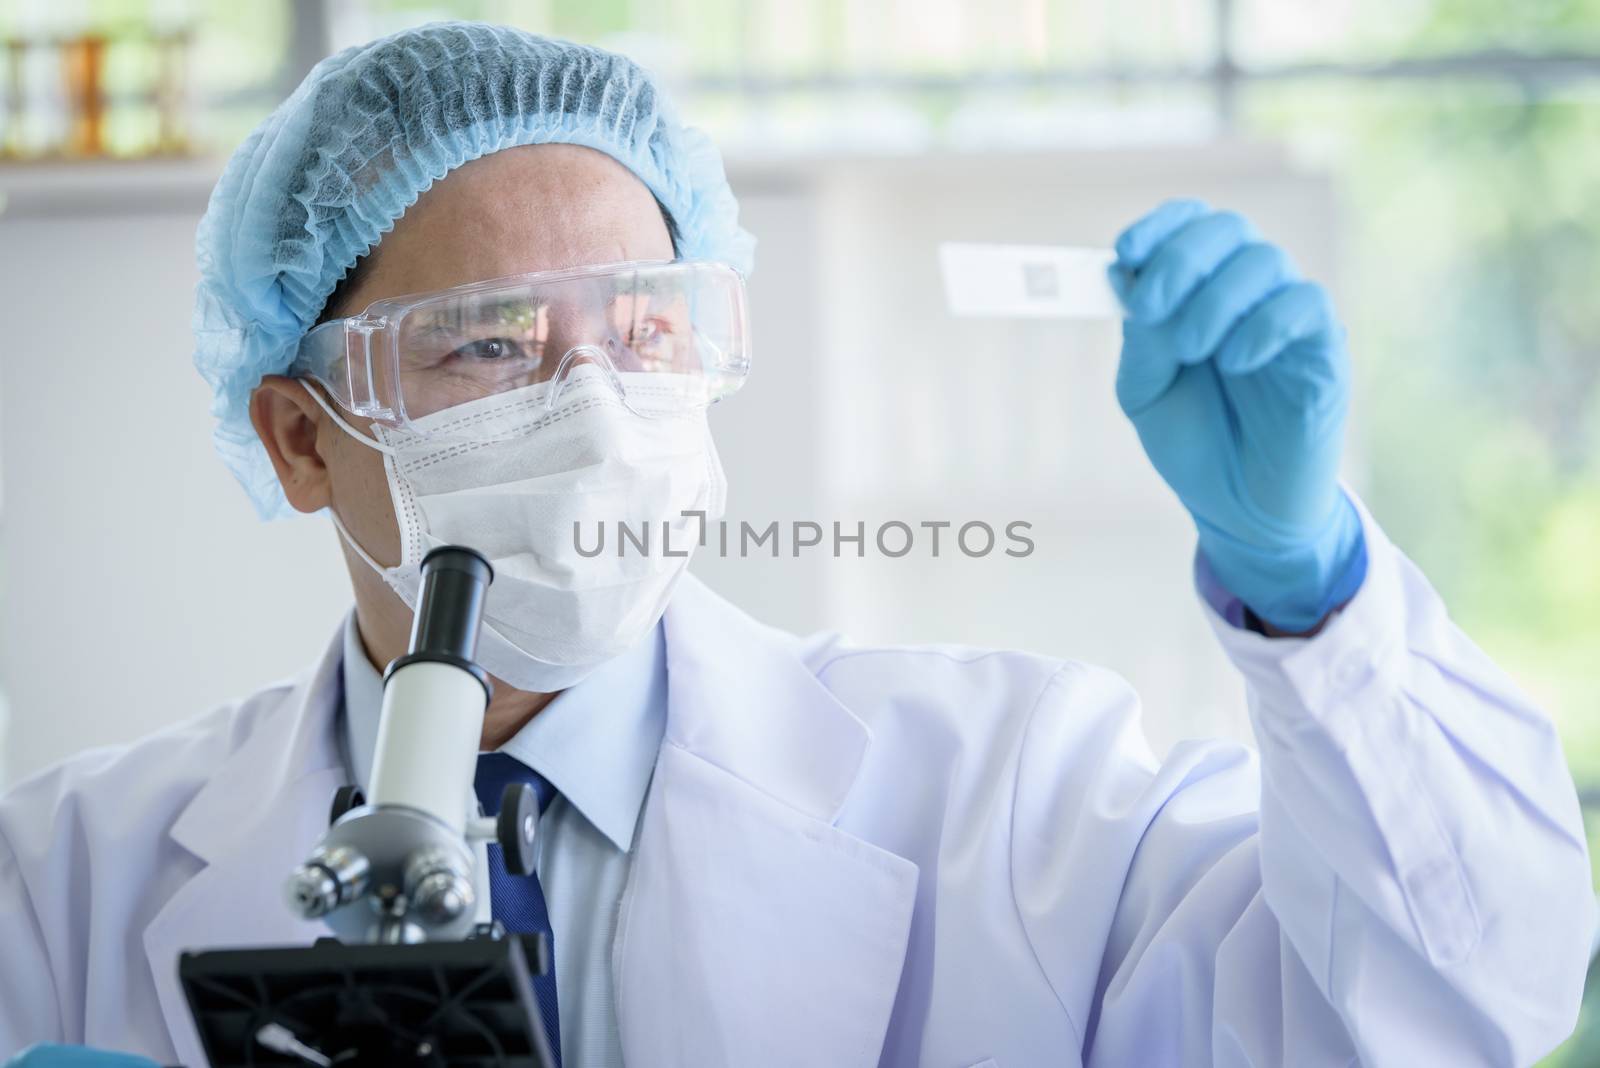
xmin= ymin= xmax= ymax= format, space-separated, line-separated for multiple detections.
xmin=341 ymin=612 xmax=668 ymax=852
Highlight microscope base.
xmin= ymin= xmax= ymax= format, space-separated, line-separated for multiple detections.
xmin=178 ymin=928 xmax=555 ymax=1068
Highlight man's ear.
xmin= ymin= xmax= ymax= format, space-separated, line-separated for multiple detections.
xmin=251 ymin=375 xmax=332 ymax=514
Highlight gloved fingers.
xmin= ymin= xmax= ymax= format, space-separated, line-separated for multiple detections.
xmin=1114 ymin=320 xmax=1183 ymax=417
xmin=1169 ymin=242 xmax=1298 ymax=365
xmin=1108 ymin=199 xmax=1210 ymax=303
xmin=1113 ymin=198 xmax=1210 ymax=268
xmin=1214 ymin=280 xmax=1339 ymax=377
xmin=1119 ymin=210 xmax=1259 ymax=326
xmin=1108 ymin=199 xmax=1208 ymax=308
xmin=1106 ymin=259 xmax=1136 ymax=309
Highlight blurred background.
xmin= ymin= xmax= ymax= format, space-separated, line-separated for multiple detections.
xmin=0 ymin=0 xmax=1597 ymax=1060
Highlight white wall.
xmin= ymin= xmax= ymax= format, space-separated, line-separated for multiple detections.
xmin=0 ymin=173 xmax=354 ymax=785
xmin=0 ymin=142 xmax=1341 ymax=787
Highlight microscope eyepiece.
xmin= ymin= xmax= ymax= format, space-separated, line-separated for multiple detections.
xmin=422 ymin=545 xmax=494 ymax=584
xmin=382 ymin=545 xmax=494 ymax=699
xmin=411 ymin=546 xmax=493 ymax=663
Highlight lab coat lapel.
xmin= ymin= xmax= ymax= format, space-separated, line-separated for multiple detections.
xmin=614 ymin=577 xmax=920 ymax=1066
xmin=142 ymin=627 xmax=349 ymax=1068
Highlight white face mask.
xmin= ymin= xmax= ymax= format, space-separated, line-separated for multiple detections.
xmin=306 ymin=367 xmax=726 ymax=692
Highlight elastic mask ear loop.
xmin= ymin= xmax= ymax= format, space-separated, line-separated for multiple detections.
xmin=300 ymin=379 xmax=398 ymax=456
xmin=327 ymin=507 xmax=390 ymax=579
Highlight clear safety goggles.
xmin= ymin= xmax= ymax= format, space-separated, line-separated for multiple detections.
xmin=293 ymin=260 xmax=750 ymax=441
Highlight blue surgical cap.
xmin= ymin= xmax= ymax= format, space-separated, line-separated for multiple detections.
xmin=194 ymin=21 xmax=756 ymax=519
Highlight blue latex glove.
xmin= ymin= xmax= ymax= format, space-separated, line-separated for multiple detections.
xmin=1108 ymin=199 xmax=1366 ymax=633
xmin=3 ymin=1046 xmax=158 ymax=1068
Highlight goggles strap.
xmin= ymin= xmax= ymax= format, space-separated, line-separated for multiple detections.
xmin=299 ymin=379 xmax=398 ymax=456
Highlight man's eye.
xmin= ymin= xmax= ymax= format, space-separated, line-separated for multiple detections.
xmin=449 ymin=337 xmax=530 ymax=362
xmin=631 ymin=320 xmax=671 ymax=349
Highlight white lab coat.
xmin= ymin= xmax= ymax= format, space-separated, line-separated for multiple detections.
xmin=0 ymin=504 xmax=1592 ymax=1067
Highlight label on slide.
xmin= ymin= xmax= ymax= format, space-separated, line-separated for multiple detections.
xmin=939 ymin=242 xmax=1122 ymax=320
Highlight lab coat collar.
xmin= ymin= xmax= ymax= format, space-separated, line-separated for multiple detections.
xmin=658 ymin=573 xmax=870 ymax=823
xmin=144 ymin=624 xmax=352 ymax=1068
xmin=168 ymin=624 xmax=347 ymax=864
xmin=612 ymin=575 xmax=920 ymax=1065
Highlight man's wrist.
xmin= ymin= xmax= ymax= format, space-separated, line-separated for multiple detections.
xmin=1243 ymin=602 xmax=1334 ymax=638
xmin=1198 ymin=494 xmax=1368 ymax=634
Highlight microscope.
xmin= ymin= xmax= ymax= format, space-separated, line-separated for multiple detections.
xmin=177 ymin=547 xmax=557 ymax=1068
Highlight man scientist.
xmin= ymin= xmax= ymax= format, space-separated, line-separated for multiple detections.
xmin=0 ymin=21 xmax=1592 ymax=1068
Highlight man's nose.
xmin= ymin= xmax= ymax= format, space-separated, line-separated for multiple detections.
xmin=541 ymin=306 xmax=618 ymax=378
xmin=537 ymin=305 xmax=630 ymax=410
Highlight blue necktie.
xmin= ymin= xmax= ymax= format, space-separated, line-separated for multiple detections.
xmin=475 ymin=752 xmax=562 ymax=1067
